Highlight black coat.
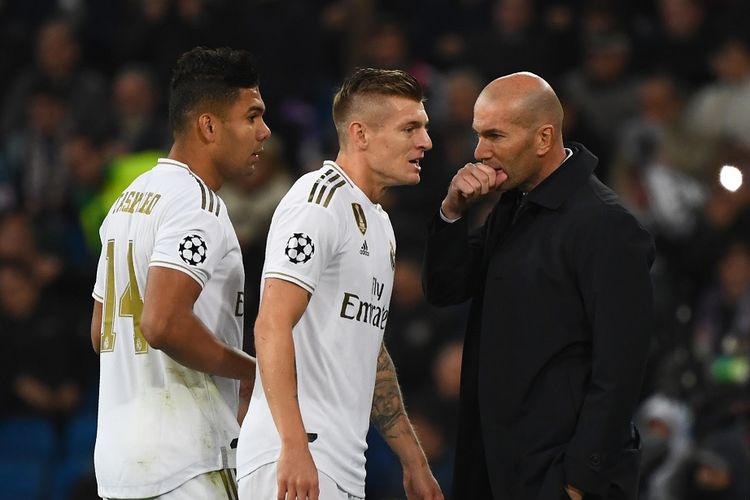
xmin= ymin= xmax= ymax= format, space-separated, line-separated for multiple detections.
xmin=423 ymin=144 xmax=655 ymax=499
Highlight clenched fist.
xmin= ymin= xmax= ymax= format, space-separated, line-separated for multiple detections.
xmin=441 ymin=162 xmax=508 ymax=219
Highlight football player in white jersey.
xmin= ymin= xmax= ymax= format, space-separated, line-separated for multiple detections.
xmin=90 ymin=47 xmax=270 ymax=499
xmin=237 ymin=69 xmax=443 ymax=500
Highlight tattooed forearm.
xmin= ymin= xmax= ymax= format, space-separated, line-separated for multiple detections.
xmin=371 ymin=344 xmax=407 ymax=439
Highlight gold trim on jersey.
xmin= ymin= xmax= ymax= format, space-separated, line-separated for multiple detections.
xmin=189 ymin=173 xmax=222 ymax=217
xmin=265 ymin=271 xmax=315 ymax=292
xmin=308 ymin=168 xmax=334 ymax=202
xmin=326 ymin=162 xmax=354 ymax=188
xmin=351 ymin=203 xmax=367 ymax=235
xmin=156 ymin=158 xmax=221 ymax=215
xmin=219 ymin=469 xmax=239 ymax=500
xmin=308 ymin=169 xmax=347 ymax=208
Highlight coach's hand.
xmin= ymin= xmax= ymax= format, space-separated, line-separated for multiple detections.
xmin=441 ymin=162 xmax=508 ymax=219
xmin=277 ymin=444 xmax=319 ymax=500
xmin=403 ymin=461 xmax=444 ymax=500
xmin=566 ymin=484 xmax=583 ymax=500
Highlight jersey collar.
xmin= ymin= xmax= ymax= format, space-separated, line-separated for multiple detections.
xmin=323 ymin=160 xmax=380 ymax=209
xmin=157 ymin=158 xmax=191 ymax=170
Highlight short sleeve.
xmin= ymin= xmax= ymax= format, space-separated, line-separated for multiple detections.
xmin=149 ymin=205 xmax=227 ymax=287
xmin=262 ymin=199 xmax=339 ymax=293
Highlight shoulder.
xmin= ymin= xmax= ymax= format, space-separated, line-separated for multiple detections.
xmin=151 ymin=164 xmax=224 ymax=218
xmin=589 ymin=188 xmax=652 ymax=259
xmin=277 ymin=165 xmax=354 ymax=219
xmin=567 ymin=177 xmax=651 ymax=239
xmin=281 ymin=164 xmax=352 ymax=209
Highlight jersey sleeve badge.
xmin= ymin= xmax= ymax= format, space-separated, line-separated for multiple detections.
xmin=178 ymin=234 xmax=208 ymax=266
xmin=285 ymin=232 xmax=315 ymax=264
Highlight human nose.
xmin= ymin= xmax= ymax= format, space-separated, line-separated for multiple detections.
xmin=418 ymin=129 xmax=432 ymax=151
xmin=258 ymin=119 xmax=271 ymax=141
xmin=474 ymin=138 xmax=490 ymax=161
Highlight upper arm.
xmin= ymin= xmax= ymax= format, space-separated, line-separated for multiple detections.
xmin=150 ymin=198 xmax=227 ymax=288
xmin=140 ymin=266 xmax=202 ymax=343
xmin=262 ymin=195 xmax=340 ymax=295
xmin=579 ymin=209 xmax=654 ymax=321
xmin=423 ymin=213 xmax=489 ymax=306
xmin=253 ymin=183 xmax=337 ymax=346
xmin=254 ymin=278 xmax=310 ymax=345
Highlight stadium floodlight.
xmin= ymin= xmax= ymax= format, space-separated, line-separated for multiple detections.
xmin=719 ymin=165 xmax=743 ymax=192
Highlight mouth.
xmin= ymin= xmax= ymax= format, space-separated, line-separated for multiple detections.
xmin=478 ymin=161 xmax=501 ymax=171
xmin=408 ymin=158 xmax=422 ymax=171
xmin=488 ymin=164 xmax=505 ymax=176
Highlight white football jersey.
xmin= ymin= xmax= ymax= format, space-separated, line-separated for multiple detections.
xmin=91 ymin=158 xmax=245 ymax=498
xmin=237 ymin=161 xmax=396 ymax=497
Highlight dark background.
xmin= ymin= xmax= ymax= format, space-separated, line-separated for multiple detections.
xmin=1 ymin=0 xmax=750 ymax=498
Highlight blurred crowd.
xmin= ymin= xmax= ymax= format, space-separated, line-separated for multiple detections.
xmin=1 ymin=0 xmax=750 ymax=498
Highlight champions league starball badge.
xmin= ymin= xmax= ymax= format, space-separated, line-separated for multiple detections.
xmin=285 ymin=233 xmax=315 ymax=264
xmin=178 ymin=234 xmax=207 ymax=266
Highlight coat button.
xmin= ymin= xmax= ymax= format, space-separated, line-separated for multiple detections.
xmin=589 ymin=453 xmax=602 ymax=467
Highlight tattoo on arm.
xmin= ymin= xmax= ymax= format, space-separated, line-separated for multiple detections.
xmin=371 ymin=344 xmax=407 ymax=439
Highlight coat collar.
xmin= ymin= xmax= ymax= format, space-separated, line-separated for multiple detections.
xmin=525 ymin=142 xmax=598 ymax=210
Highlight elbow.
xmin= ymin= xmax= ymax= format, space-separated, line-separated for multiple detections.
xmin=422 ymin=266 xmax=473 ymax=307
xmin=423 ymin=281 xmax=467 ymax=307
xmin=90 ymin=327 xmax=101 ymax=354
xmin=253 ymin=316 xmax=291 ymax=361
xmin=423 ymin=288 xmax=449 ymax=307
xmin=139 ymin=313 xmax=171 ymax=350
xmin=253 ymin=318 xmax=272 ymax=355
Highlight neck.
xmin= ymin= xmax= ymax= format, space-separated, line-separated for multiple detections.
xmin=168 ymin=141 xmax=222 ymax=191
xmin=526 ymin=145 xmax=568 ymax=192
xmin=334 ymin=151 xmax=385 ymax=203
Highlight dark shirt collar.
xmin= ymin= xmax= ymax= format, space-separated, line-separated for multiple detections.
xmin=525 ymin=142 xmax=598 ymax=210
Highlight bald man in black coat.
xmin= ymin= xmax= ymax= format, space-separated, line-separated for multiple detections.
xmin=423 ymin=72 xmax=654 ymax=500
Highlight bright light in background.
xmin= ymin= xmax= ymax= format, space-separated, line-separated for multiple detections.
xmin=719 ymin=165 xmax=743 ymax=192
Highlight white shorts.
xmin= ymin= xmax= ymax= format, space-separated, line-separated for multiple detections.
xmin=238 ymin=462 xmax=363 ymax=500
xmin=105 ymin=469 xmax=239 ymax=500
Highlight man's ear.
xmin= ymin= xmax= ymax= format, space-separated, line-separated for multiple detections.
xmin=536 ymin=124 xmax=554 ymax=156
xmin=197 ymin=113 xmax=218 ymax=143
xmin=348 ymin=121 xmax=368 ymax=150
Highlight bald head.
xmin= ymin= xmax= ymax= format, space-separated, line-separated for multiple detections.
xmin=471 ymin=72 xmax=567 ymax=191
xmin=478 ymin=72 xmax=563 ymax=134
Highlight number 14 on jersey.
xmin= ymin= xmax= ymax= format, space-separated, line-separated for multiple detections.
xmin=101 ymin=239 xmax=149 ymax=354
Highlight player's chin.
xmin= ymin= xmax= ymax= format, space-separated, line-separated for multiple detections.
xmin=401 ymin=172 xmax=421 ymax=185
xmin=404 ymin=166 xmax=422 ymax=184
xmin=244 ymin=160 xmax=259 ymax=175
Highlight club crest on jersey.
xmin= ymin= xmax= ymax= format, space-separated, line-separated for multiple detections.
xmin=178 ymin=234 xmax=207 ymax=266
xmin=389 ymin=241 xmax=395 ymax=270
xmin=351 ymin=203 xmax=367 ymax=235
xmin=286 ymin=233 xmax=314 ymax=264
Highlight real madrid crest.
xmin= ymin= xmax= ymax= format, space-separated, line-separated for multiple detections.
xmin=351 ymin=203 xmax=367 ymax=235
xmin=389 ymin=241 xmax=395 ymax=270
